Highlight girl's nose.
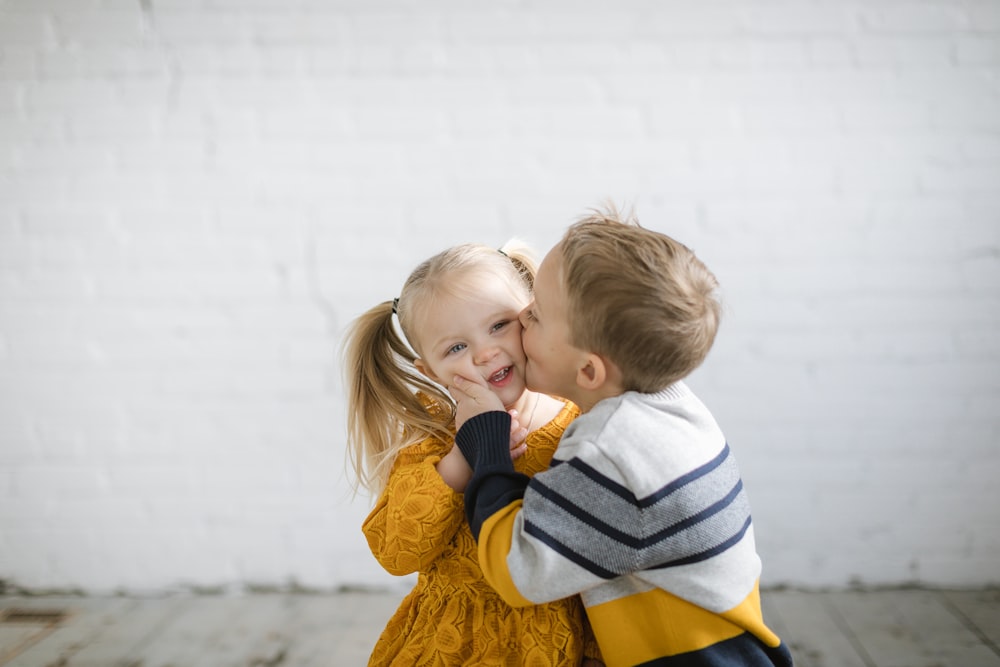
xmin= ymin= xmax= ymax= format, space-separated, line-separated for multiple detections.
xmin=473 ymin=345 xmax=499 ymax=365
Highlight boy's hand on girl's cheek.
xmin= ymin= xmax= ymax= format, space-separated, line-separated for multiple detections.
xmin=448 ymin=374 xmax=505 ymax=431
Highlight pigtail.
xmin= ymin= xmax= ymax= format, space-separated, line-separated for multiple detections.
xmin=498 ymin=238 xmax=538 ymax=292
xmin=341 ymin=301 xmax=455 ymax=496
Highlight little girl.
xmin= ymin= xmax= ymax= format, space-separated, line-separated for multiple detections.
xmin=342 ymin=241 xmax=602 ymax=665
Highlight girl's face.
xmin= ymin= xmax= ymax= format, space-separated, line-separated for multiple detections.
xmin=413 ymin=280 xmax=530 ymax=412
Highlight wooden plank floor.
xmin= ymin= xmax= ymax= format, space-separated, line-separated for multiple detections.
xmin=1 ymin=588 xmax=997 ymax=666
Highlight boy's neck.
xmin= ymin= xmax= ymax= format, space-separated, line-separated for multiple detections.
xmin=577 ymin=380 xmax=691 ymax=412
xmin=574 ymin=383 xmax=626 ymax=414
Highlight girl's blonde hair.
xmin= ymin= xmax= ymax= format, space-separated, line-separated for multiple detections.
xmin=341 ymin=240 xmax=537 ymax=496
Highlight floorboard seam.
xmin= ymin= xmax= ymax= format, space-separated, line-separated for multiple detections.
xmin=935 ymin=590 xmax=1000 ymax=659
xmin=823 ymin=595 xmax=878 ymax=667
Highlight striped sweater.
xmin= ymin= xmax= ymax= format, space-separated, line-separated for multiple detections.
xmin=456 ymin=382 xmax=793 ymax=667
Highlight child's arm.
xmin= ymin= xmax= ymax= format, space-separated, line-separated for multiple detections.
xmin=448 ymin=373 xmax=532 ymax=531
xmin=449 ymin=375 xmax=609 ymax=606
xmin=452 ymin=404 xmax=610 ymax=607
xmin=434 ymin=445 xmax=473 ymax=491
xmin=453 ymin=410 xmax=531 ymax=534
xmin=453 ymin=376 xmax=758 ymax=612
xmin=436 ymin=410 xmax=529 ymax=492
xmin=362 ymin=441 xmax=466 ymax=575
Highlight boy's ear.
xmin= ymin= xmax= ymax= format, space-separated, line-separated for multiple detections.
xmin=413 ymin=358 xmax=440 ymax=383
xmin=576 ymin=353 xmax=607 ymax=390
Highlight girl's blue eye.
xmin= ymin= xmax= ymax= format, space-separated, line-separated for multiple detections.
xmin=447 ymin=343 xmax=466 ymax=355
xmin=491 ymin=320 xmax=509 ymax=333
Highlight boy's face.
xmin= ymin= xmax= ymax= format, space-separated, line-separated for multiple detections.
xmin=413 ymin=281 xmax=529 ymax=412
xmin=520 ymin=245 xmax=585 ymax=405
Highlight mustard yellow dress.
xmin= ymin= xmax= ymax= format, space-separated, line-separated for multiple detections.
xmin=362 ymin=400 xmax=600 ymax=666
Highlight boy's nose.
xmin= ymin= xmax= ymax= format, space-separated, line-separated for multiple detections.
xmin=518 ymin=305 xmax=532 ymax=327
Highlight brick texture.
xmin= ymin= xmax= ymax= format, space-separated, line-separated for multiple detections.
xmin=1 ymin=0 xmax=998 ymax=593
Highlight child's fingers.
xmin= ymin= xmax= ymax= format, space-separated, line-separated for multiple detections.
xmin=507 ymin=409 xmax=528 ymax=450
xmin=451 ymin=374 xmax=490 ymax=401
xmin=510 ymin=426 xmax=528 ymax=445
xmin=449 ymin=374 xmax=505 ymax=426
xmin=447 ymin=378 xmax=472 ymax=400
xmin=508 ymin=410 xmax=522 ymax=431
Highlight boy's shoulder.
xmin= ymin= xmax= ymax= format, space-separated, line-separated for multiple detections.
xmin=573 ymin=382 xmax=706 ymax=433
xmin=557 ymin=383 xmax=726 ymax=483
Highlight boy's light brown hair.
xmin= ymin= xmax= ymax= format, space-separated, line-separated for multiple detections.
xmin=558 ymin=203 xmax=721 ymax=393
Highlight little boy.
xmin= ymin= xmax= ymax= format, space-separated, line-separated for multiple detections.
xmin=449 ymin=205 xmax=793 ymax=667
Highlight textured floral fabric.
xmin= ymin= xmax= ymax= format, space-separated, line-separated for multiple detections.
xmin=362 ymin=400 xmax=600 ymax=666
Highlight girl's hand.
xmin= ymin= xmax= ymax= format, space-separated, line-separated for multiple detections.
xmin=508 ymin=409 xmax=528 ymax=460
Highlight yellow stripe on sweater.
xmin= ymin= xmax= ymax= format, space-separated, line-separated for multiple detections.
xmin=586 ymin=581 xmax=781 ymax=666
xmin=476 ymin=500 xmax=534 ymax=607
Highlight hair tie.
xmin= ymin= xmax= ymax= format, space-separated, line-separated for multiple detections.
xmin=392 ymin=297 xmax=399 ymax=315
xmin=498 ymin=248 xmax=508 ymax=258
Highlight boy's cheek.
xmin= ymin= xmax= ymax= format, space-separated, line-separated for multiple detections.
xmin=520 ymin=330 xmax=535 ymax=359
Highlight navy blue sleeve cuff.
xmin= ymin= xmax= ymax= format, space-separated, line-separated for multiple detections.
xmin=455 ymin=411 xmax=532 ymax=539
xmin=454 ymin=411 xmax=512 ymax=471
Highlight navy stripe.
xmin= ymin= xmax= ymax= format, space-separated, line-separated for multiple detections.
xmin=637 ymin=632 xmax=793 ymax=667
xmin=524 ymin=503 xmax=753 ymax=577
xmin=523 ymin=520 xmax=620 ymax=579
xmin=521 ymin=442 xmax=750 ymax=575
xmin=650 ymin=514 xmax=753 ymax=569
xmin=648 ymin=479 xmax=745 ymax=543
xmin=528 ymin=477 xmax=643 ymax=546
xmin=559 ymin=443 xmax=733 ymax=508
xmin=563 ymin=457 xmax=638 ymax=502
xmin=529 ymin=476 xmax=747 ymax=551
xmin=643 ymin=443 xmax=732 ymax=508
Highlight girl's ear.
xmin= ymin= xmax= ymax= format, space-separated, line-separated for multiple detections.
xmin=414 ymin=358 xmax=440 ymax=383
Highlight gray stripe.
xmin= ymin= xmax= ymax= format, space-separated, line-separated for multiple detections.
xmin=523 ymin=449 xmax=751 ymax=575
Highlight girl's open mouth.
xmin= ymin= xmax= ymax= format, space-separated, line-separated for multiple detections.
xmin=488 ymin=366 xmax=512 ymax=386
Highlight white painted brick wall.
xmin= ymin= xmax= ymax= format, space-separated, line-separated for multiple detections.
xmin=1 ymin=0 xmax=998 ymax=594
